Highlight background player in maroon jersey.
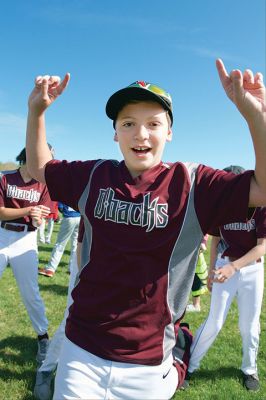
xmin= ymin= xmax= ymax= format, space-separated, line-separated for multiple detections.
xmin=25 ymin=59 xmax=266 ymax=399
xmin=0 ymin=148 xmax=51 ymax=365
xmin=187 ymin=166 xmax=266 ymax=392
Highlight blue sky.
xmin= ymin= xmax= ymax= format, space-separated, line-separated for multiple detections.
xmin=0 ymin=0 xmax=265 ymax=170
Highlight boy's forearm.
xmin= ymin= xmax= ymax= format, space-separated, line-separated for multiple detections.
xmin=0 ymin=207 xmax=31 ymax=221
xmin=26 ymin=110 xmax=52 ymax=183
xmin=240 ymin=79 xmax=266 ymax=204
xmin=248 ymin=114 xmax=266 ymax=201
xmin=231 ymin=242 xmax=266 ymax=271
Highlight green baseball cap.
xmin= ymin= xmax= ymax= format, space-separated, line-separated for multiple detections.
xmin=106 ymin=81 xmax=173 ymax=126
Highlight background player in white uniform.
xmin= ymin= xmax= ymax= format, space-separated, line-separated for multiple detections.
xmin=0 ymin=148 xmax=51 ymax=364
xmin=25 ymin=59 xmax=266 ymax=400
xmin=38 ymin=202 xmax=80 ymax=277
xmin=187 ymin=167 xmax=266 ymax=392
xmin=34 ymin=218 xmax=83 ymax=400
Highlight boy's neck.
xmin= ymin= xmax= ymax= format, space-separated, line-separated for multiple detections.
xmin=19 ymin=164 xmax=32 ymax=183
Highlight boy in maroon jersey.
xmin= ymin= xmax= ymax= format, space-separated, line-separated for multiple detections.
xmin=0 ymin=147 xmax=51 ymax=365
xmin=26 ymin=59 xmax=266 ymax=399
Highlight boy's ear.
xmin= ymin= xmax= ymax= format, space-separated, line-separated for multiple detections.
xmin=114 ymin=132 xmax=118 ymax=142
xmin=166 ymin=128 xmax=173 ymax=142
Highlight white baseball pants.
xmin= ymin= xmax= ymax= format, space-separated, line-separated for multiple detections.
xmin=0 ymin=226 xmax=48 ymax=335
xmin=53 ymin=338 xmax=178 ymax=400
xmin=46 ymin=216 xmax=80 ymax=272
xmin=189 ymin=256 xmax=264 ymax=375
xmin=39 ymin=255 xmax=78 ymax=372
xmin=39 ymin=218 xmax=55 ymax=243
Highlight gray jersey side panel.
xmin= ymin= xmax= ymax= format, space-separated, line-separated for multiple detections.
xmin=76 ymin=160 xmax=106 ymax=277
xmin=163 ymin=162 xmax=204 ymax=361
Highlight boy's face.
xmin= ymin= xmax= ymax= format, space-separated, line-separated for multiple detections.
xmin=114 ymin=101 xmax=172 ymax=178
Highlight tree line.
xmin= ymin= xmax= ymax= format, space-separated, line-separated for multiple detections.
xmin=0 ymin=162 xmax=18 ymax=171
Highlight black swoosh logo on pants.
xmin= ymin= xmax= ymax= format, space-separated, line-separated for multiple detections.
xmin=162 ymin=368 xmax=171 ymax=379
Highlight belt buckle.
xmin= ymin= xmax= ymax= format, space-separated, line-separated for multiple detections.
xmin=17 ymin=224 xmax=27 ymax=232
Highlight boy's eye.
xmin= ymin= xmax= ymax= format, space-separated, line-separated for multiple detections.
xmin=149 ymin=121 xmax=161 ymax=127
xmin=122 ymin=122 xmax=134 ymax=127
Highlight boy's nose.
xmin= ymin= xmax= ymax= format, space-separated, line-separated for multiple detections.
xmin=135 ymin=125 xmax=149 ymax=139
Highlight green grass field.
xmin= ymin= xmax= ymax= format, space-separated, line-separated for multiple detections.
xmin=0 ymin=223 xmax=265 ymax=400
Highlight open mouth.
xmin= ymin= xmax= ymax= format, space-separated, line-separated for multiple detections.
xmin=132 ymin=146 xmax=151 ymax=154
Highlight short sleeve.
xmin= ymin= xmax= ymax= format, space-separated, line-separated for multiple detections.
xmin=45 ymin=159 xmax=99 ymax=211
xmin=195 ymin=165 xmax=253 ymax=234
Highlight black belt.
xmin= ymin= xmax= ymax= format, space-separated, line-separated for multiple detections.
xmin=1 ymin=222 xmax=36 ymax=232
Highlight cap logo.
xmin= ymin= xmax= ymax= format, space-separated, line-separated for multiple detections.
xmin=129 ymin=81 xmax=172 ymax=103
xmin=136 ymin=81 xmax=148 ymax=87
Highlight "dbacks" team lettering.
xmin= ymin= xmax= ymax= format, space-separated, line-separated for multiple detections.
xmin=7 ymin=184 xmax=41 ymax=203
xmin=94 ymin=188 xmax=168 ymax=232
xmin=223 ymin=219 xmax=255 ymax=232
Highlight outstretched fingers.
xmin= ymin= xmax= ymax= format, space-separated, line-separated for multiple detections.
xmin=243 ymin=69 xmax=254 ymax=85
xmin=34 ymin=73 xmax=70 ymax=95
xmin=216 ymin=59 xmax=251 ymax=106
xmin=31 ymin=73 xmax=70 ymax=111
xmin=56 ymin=73 xmax=70 ymax=95
xmin=216 ymin=58 xmax=237 ymax=101
xmin=46 ymin=73 xmax=70 ymax=98
xmin=243 ymin=69 xmax=264 ymax=88
xmin=216 ymin=58 xmax=230 ymax=87
xmin=230 ymin=69 xmax=243 ymax=101
xmin=254 ymin=72 xmax=264 ymax=85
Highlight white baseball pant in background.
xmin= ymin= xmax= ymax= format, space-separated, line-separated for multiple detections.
xmin=189 ymin=256 xmax=264 ymax=375
xmin=38 ymin=255 xmax=78 ymax=372
xmin=39 ymin=219 xmax=55 ymax=244
xmin=46 ymin=216 xmax=80 ymax=273
xmin=0 ymin=226 xmax=48 ymax=335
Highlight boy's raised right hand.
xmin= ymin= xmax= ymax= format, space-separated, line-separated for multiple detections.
xmin=28 ymin=73 xmax=70 ymax=115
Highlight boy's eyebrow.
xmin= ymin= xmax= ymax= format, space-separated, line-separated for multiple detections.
xmin=119 ymin=113 xmax=165 ymax=119
xmin=118 ymin=115 xmax=164 ymax=123
xmin=118 ymin=115 xmax=136 ymax=119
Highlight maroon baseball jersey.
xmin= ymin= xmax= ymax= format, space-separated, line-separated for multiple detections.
xmin=0 ymin=169 xmax=50 ymax=228
xmin=45 ymin=159 xmax=253 ymax=365
xmin=210 ymin=207 xmax=266 ymax=258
